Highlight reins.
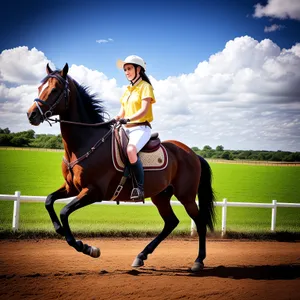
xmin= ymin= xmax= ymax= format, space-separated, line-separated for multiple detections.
xmin=63 ymin=125 xmax=115 ymax=170
xmin=46 ymin=117 xmax=113 ymax=127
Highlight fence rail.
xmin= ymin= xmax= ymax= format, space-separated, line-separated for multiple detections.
xmin=1 ymin=192 xmax=300 ymax=236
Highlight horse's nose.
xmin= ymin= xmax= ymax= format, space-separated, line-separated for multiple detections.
xmin=27 ymin=111 xmax=37 ymax=122
xmin=27 ymin=110 xmax=41 ymax=125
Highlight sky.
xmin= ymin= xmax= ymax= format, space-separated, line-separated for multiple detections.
xmin=0 ymin=0 xmax=300 ymax=152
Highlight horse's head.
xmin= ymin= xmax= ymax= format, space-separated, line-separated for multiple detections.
xmin=27 ymin=63 xmax=70 ymax=126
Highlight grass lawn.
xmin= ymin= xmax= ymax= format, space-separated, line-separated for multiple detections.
xmin=0 ymin=149 xmax=299 ymax=236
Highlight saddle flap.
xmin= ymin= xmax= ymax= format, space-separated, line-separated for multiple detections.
xmin=112 ymin=129 xmax=168 ymax=172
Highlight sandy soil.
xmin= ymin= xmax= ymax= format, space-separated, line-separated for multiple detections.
xmin=0 ymin=238 xmax=300 ymax=300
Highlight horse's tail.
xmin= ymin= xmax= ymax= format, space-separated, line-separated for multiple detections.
xmin=197 ymin=155 xmax=216 ymax=232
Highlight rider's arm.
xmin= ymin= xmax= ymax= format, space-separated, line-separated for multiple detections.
xmin=115 ymin=106 xmax=125 ymax=120
xmin=126 ymin=98 xmax=152 ymax=122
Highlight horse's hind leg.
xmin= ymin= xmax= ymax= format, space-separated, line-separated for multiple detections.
xmin=132 ymin=187 xmax=179 ymax=268
xmin=59 ymin=186 xmax=100 ymax=258
xmin=45 ymin=184 xmax=70 ymax=236
xmin=182 ymin=200 xmax=206 ymax=272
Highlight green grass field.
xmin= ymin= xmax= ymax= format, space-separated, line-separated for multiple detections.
xmin=0 ymin=148 xmax=300 ymax=236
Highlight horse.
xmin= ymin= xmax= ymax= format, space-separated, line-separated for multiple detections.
xmin=27 ymin=63 xmax=216 ymax=272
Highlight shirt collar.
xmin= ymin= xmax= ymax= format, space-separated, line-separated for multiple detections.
xmin=127 ymin=78 xmax=142 ymax=91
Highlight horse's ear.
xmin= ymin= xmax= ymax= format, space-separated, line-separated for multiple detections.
xmin=46 ymin=63 xmax=53 ymax=74
xmin=61 ymin=63 xmax=69 ymax=79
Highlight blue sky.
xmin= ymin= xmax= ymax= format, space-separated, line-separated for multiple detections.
xmin=0 ymin=0 xmax=300 ymax=151
xmin=1 ymin=0 xmax=298 ymax=83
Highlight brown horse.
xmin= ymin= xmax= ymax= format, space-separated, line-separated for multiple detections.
xmin=27 ymin=63 xmax=215 ymax=272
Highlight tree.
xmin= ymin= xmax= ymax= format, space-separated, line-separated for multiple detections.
xmin=0 ymin=128 xmax=10 ymax=134
xmin=221 ymin=151 xmax=233 ymax=160
xmin=0 ymin=134 xmax=12 ymax=146
xmin=10 ymin=136 xmax=29 ymax=147
xmin=44 ymin=136 xmax=63 ymax=149
xmin=216 ymin=145 xmax=224 ymax=151
xmin=17 ymin=129 xmax=35 ymax=140
xmin=203 ymin=145 xmax=212 ymax=151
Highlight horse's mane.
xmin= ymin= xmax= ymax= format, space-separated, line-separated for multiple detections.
xmin=71 ymin=77 xmax=109 ymax=125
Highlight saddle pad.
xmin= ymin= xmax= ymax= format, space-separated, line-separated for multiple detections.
xmin=112 ymin=133 xmax=168 ymax=172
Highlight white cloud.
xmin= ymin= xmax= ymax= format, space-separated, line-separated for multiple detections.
xmin=1 ymin=37 xmax=300 ymax=151
xmin=151 ymin=36 xmax=300 ymax=151
xmin=96 ymin=38 xmax=114 ymax=44
xmin=0 ymin=46 xmax=52 ymax=84
xmin=254 ymin=0 xmax=300 ymax=20
xmin=264 ymin=24 xmax=285 ymax=32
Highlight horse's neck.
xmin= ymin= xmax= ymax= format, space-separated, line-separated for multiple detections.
xmin=60 ymin=80 xmax=111 ymax=161
xmin=61 ymin=82 xmax=89 ymax=123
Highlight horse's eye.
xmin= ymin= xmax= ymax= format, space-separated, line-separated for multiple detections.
xmin=51 ymin=88 xmax=58 ymax=93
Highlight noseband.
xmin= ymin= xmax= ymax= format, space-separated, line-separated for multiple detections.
xmin=33 ymin=73 xmax=70 ymax=125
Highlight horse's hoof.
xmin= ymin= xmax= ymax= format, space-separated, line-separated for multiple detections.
xmin=191 ymin=261 xmax=204 ymax=272
xmin=90 ymin=246 xmax=101 ymax=258
xmin=131 ymin=257 xmax=144 ymax=268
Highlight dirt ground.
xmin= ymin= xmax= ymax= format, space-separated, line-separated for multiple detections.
xmin=0 ymin=238 xmax=299 ymax=300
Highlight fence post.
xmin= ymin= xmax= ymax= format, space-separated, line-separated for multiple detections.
xmin=271 ymin=200 xmax=277 ymax=231
xmin=221 ymin=198 xmax=227 ymax=237
xmin=12 ymin=191 xmax=21 ymax=232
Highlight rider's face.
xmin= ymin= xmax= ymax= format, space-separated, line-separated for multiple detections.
xmin=123 ymin=64 xmax=140 ymax=81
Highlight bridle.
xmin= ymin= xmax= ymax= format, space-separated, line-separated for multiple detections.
xmin=33 ymin=72 xmax=70 ymax=126
xmin=32 ymin=71 xmax=113 ymax=127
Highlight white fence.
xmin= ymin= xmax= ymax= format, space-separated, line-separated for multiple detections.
xmin=1 ymin=191 xmax=300 ymax=236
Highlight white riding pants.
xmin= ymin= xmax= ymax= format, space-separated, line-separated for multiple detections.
xmin=124 ymin=125 xmax=151 ymax=153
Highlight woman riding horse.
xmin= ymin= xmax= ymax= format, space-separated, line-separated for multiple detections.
xmin=27 ymin=63 xmax=215 ymax=272
xmin=115 ymin=55 xmax=156 ymax=202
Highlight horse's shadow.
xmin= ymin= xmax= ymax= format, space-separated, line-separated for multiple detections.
xmin=125 ymin=264 xmax=300 ymax=280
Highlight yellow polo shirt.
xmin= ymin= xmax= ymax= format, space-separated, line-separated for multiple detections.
xmin=120 ymin=80 xmax=156 ymax=123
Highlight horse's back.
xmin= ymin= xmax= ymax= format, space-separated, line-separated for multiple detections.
xmin=163 ymin=140 xmax=198 ymax=157
xmin=162 ymin=140 xmax=200 ymax=171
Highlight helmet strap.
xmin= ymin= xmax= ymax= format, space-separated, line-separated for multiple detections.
xmin=130 ymin=65 xmax=141 ymax=85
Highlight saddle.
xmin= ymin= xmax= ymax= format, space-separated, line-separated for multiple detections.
xmin=110 ymin=126 xmax=168 ymax=202
xmin=112 ymin=126 xmax=168 ymax=172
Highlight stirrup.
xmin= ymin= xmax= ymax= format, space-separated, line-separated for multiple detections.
xmin=130 ymin=188 xmax=144 ymax=202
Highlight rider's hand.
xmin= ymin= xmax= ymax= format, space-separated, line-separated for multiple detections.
xmin=119 ymin=118 xmax=130 ymax=124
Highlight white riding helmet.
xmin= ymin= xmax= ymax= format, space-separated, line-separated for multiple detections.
xmin=116 ymin=55 xmax=146 ymax=71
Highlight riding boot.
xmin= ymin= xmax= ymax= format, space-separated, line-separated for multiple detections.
xmin=130 ymin=157 xmax=144 ymax=202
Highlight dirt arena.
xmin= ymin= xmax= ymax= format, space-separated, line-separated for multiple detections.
xmin=0 ymin=238 xmax=299 ymax=300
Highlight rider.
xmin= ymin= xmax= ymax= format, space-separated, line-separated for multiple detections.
xmin=115 ymin=55 xmax=156 ymax=201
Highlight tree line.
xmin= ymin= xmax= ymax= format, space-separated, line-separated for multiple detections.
xmin=191 ymin=145 xmax=300 ymax=162
xmin=0 ymin=128 xmax=63 ymax=149
xmin=1 ymin=128 xmax=299 ymax=162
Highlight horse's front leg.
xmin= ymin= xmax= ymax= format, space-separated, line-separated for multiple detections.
xmin=59 ymin=186 xmax=100 ymax=258
xmin=45 ymin=184 xmax=73 ymax=236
